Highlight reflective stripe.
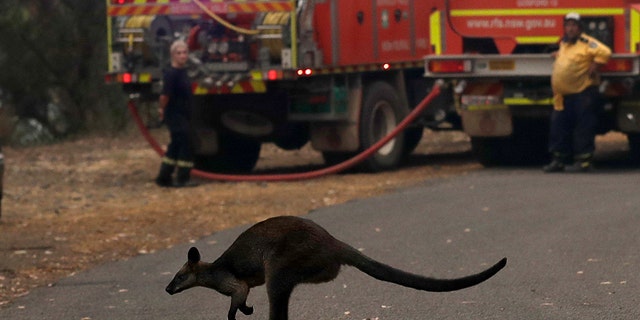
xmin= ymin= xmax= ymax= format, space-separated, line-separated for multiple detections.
xmin=162 ymin=157 xmax=177 ymax=165
xmin=430 ymin=10 xmax=442 ymax=55
xmin=106 ymin=0 xmax=114 ymax=72
xmin=108 ymin=0 xmax=294 ymax=16
xmin=450 ymin=8 xmax=624 ymax=17
xmin=515 ymin=36 xmax=560 ymax=44
xmin=504 ymin=97 xmax=553 ymax=105
xmin=163 ymin=157 xmax=192 ymax=167
xmin=108 ymin=5 xmax=171 ymax=16
xmin=176 ymin=160 xmax=194 ymax=168
xmin=631 ymin=9 xmax=640 ymax=53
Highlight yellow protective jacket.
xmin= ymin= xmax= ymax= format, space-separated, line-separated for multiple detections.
xmin=551 ymin=33 xmax=611 ymax=110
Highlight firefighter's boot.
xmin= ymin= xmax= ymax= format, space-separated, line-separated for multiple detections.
xmin=543 ymin=153 xmax=568 ymax=173
xmin=155 ymin=162 xmax=175 ymax=187
xmin=566 ymin=153 xmax=594 ymax=173
xmin=175 ymin=166 xmax=197 ymax=188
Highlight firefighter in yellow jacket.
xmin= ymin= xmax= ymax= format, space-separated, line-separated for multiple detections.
xmin=544 ymin=12 xmax=611 ymax=172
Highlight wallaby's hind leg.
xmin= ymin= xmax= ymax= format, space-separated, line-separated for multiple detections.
xmin=239 ymin=303 xmax=254 ymax=315
xmin=266 ymin=272 xmax=296 ymax=320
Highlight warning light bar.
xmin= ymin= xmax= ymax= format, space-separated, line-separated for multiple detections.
xmin=105 ymin=73 xmax=152 ymax=84
xmin=250 ymin=69 xmax=299 ymax=81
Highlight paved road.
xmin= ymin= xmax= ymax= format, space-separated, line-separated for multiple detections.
xmin=2 ymin=167 xmax=640 ymax=319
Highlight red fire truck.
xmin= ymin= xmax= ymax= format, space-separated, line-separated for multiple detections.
xmin=106 ymin=0 xmax=640 ymax=172
xmin=106 ymin=0 xmax=441 ymax=173
xmin=424 ymin=0 xmax=640 ymax=165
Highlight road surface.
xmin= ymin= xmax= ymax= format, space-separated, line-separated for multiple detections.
xmin=1 ymin=167 xmax=639 ymax=319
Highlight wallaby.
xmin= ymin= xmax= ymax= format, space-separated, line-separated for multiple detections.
xmin=166 ymin=215 xmax=507 ymax=320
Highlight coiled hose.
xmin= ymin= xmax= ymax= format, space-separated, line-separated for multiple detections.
xmin=127 ymin=82 xmax=442 ymax=182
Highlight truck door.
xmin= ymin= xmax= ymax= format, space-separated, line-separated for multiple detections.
xmin=336 ymin=0 xmax=376 ymax=65
xmin=376 ymin=0 xmax=413 ymax=61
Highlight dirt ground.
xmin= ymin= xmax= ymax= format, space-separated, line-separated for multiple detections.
xmin=0 ymin=127 xmax=630 ymax=307
xmin=0 ymin=127 xmax=480 ymax=307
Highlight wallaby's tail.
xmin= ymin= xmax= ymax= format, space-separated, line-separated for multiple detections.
xmin=341 ymin=246 xmax=506 ymax=292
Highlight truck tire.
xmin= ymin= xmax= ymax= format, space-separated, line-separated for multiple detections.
xmin=359 ymin=81 xmax=407 ymax=172
xmin=194 ymin=133 xmax=261 ymax=173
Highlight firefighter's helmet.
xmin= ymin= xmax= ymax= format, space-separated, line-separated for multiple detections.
xmin=564 ymin=12 xmax=580 ymax=22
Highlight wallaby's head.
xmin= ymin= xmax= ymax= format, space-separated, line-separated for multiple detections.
xmin=165 ymin=247 xmax=202 ymax=295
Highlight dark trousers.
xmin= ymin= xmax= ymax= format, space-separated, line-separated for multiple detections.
xmin=166 ymin=130 xmax=193 ymax=166
xmin=157 ymin=115 xmax=195 ymax=185
xmin=164 ymin=115 xmax=194 ymax=167
xmin=548 ymin=86 xmax=600 ymax=162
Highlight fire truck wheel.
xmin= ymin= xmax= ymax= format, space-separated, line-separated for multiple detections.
xmin=359 ymin=81 xmax=407 ymax=172
xmin=194 ymin=134 xmax=261 ymax=173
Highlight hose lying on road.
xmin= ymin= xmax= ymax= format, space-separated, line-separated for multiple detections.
xmin=127 ymin=82 xmax=443 ymax=182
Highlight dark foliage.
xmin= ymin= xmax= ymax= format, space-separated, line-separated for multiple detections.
xmin=0 ymin=0 xmax=126 ymax=139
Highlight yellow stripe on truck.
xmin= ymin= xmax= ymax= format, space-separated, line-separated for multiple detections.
xmin=515 ymin=36 xmax=560 ymax=44
xmin=504 ymin=97 xmax=553 ymax=105
xmin=430 ymin=10 xmax=442 ymax=55
xmin=632 ymin=9 xmax=640 ymax=53
xmin=450 ymin=8 xmax=624 ymax=17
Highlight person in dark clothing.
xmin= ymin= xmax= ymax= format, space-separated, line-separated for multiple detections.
xmin=155 ymin=40 xmax=196 ymax=187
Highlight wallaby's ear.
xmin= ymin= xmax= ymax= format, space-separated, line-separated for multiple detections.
xmin=188 ymin=247 xmax=201 ymax=263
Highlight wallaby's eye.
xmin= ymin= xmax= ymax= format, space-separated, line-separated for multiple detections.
xmin=177 ymin=274 xmax=188 ymax=282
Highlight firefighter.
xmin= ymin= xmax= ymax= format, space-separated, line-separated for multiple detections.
xmin=543 ymin=12 xmax=611 ymax=173
xmin=155 ymin=40 xmax=196 ymax=187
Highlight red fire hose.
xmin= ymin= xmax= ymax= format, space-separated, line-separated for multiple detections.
xmin=127 ymin=82 xmax=442 ymax=182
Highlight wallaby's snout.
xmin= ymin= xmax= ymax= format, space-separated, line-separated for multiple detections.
xmin=165 ymin=285 xmax=176 ymax=295
xmin=165 ymin=279 xmax=187 ymax=295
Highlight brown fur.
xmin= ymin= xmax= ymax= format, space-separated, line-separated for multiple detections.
xmin=166 ymin=216 xmax=506 ymax=320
